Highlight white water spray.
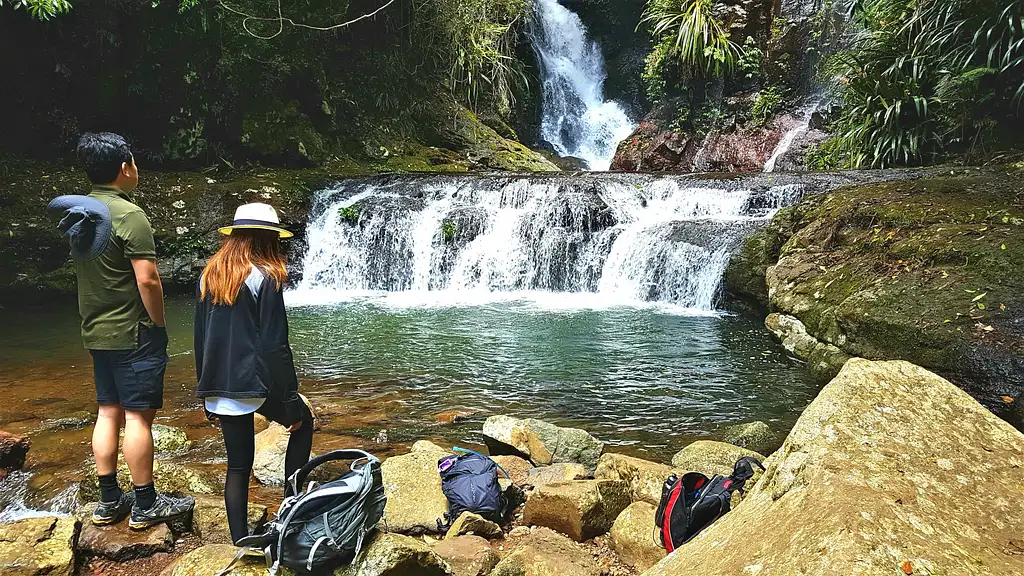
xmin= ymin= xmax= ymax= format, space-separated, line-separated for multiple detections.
xmin=291 ymin=175 xmax=805 ymax=312
xmin=764 ymin=102 xmax=821 ymax=172
xmin=530 ymin=0 xmax=636 ymax=170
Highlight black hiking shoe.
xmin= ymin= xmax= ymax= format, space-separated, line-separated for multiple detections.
xmin=128 ymin=493 xmax=195 ymax=530
xmin=91 ymin=491 xmax=135 ymax=526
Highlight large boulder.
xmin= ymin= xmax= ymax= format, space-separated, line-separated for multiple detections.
xmin=431 ymin=535 xmax=499 ymax=576
xmin=525 ymin=463 xmax=588 ymax=487
xmin=0 ymin=516 xmax=79 ymax=576
xmin=521 ymin=480 xmax=631 ymax=542
xmin=445 ymin=512 xmax=503 ymax=540
xmin=334 ymin=532 xmax=453 ymax=576
xmin=161 ymin=544 xmax=296 ymax=576
xmin=609 ymin=502 xmax=666 ymax=571
xmin=482 ymin=417 xmax=604 ymax=472
xmin=120 ymin=424 xmax=192 ymax=454
xmin=752 ymin=172 xmax=1024 ymax=424
xmin=77 ymin=512 xmax=173 ymax=561
xmin=765 ymin=313 xmax=851 ymax=381
xmin=191 ymin=495 xmax=268 ymax=545
xmin=0 ymin=431 xmax=30 ymax=480
xmin=381 ymin=443 xmax=449 ymax=535
xmin=491 ymin=528 xmax=601 ymax=576
xmin=594 ymin=453 xmax=675 ymax=505
xmin=642 ymin=359 xmax=1024 ymax=575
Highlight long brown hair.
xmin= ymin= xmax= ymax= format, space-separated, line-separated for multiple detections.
xmin=201 ymin=229 xmax=288 ymax=306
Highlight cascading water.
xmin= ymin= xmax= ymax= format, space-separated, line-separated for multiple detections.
xmin=291 ymin=174 xmax=808 ymax=312
xmin=530 ymin=0 xmax=636 ymax=170
xmin=764 ymin=100 xmax=822 ymax=172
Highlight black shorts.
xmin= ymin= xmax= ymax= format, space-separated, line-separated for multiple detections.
xmin=90 ymin=324 xmax=169 ymax=411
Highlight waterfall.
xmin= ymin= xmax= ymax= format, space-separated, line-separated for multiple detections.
xmin=530 ymin=0 xmax=636 ymax=170
xmin=291 ymin=174 xmax=807 ymax=312
xmin=764 ymin=100 xmax=821 ymax=172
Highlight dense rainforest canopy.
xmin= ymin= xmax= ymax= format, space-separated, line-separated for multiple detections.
xmin=1 ymin=0 xmax=1021 ymax=169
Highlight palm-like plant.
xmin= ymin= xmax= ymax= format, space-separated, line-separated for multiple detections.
xmin=639 ymin=0 xmax=740 ymax=77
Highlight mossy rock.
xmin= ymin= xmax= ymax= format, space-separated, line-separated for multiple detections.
xmin=240 ymin=100 xmax=326 ymax=167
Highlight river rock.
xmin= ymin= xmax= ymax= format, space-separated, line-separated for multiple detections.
xmin=412 ymin=440 xmax=448 ymax=453
xmin=153 ymin=424 xmax=193 ymax=453
xmin=521 ymin=480 xmax=631 ymax=542
xmin=432 ymin=535 xmax=499 ymax=576
xmin=525 ymin=463 xmax=588 ymax=487
xmin=191 ymin=495 xmax=268 ymax=545
xmin=445 ymin=512 xmax=503 ymax=540
xmin=0 ymin=430 xmax=30 ymax=479
xmin=482 ymin=416 xmax=603 ymax=472
xmin=253 ymin=413 xmax=270 ymax=434
xmin=593 ymin=453 xmax=675 ymax=505
xmin=490 ymin=455 xmax=532 ymax=485
xmin=642 ymin=359 xmax=1024 ymax=575
xmin=381 ymin=443 xmax=449 ymax=534
xmin=40 ymin=410 xmax=94 ymax=432
xmin=765 ymin=313 xmax=851 ymax=381
xmin=670 ymin=441 xmax=765 ymax=477
xmin=720 ymin=421 xmax=775 ymax=454
xmin=334 ymin=532 xmax=453 ymax=576
xmin=609 ymin=502 xmax=666 ymax=571
xmin=161 ymin=543 xmax=295 ymax=576
xmin=0 ymin=516 xmax=79 ymax=576
xmin=77 ymin=507 xmax=173 ymax=561
xmin=491 ymin=527 xmax=601 ymax=576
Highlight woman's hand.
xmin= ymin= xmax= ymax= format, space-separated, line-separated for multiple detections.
xmin=286 ymin=420 xmax=303 ymax=433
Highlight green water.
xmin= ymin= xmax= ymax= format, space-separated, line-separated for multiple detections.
xmin=0 ymin=295 xmax=818 ymax=474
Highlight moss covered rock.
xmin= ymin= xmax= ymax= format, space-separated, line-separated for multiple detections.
xmin=0 ymin=516 xmax=79 ymax=576
xmin=739 ymin=168 xmax=1024 ymax=423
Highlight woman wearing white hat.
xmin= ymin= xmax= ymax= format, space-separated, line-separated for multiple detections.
xmin=193 ymin=203 xmax=313 ymax=544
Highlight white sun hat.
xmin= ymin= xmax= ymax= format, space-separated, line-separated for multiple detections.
xmin=218 ymin=203 xmax=293 ymax=238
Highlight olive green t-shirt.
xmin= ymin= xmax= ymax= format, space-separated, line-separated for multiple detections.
xmin=76 ymin=186 xmax=157 ymax=350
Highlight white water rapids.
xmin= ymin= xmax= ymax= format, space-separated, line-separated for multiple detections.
xmin=290 ymin=175 xmax=805 ymax=313
xmin=530 ymin=0 xmax=635 ymax=170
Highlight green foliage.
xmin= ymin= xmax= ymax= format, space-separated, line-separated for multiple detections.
xmin=441 ymin=220 xmax=457 ymax=242
xmin=339 ymin=205 xmax=360 ymax=224
xmin=805 ymin=137 xmax=847 ymax=170
xmin=736 ymin=36 xmax=763 ymax=80
xmin=0 ymin=0 xmax=71 ymax=20
xmin=825 ymin=0 xmax=1024 ymax=167
xmin=639 ymin=0 xmax=740 ymax=77
xmin=751 ymin=86 xmax=785 ymax=126
xmin=642 ymin=38 xmax=673 ymax=101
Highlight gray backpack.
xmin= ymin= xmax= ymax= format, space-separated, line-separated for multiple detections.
xmin=221 ymin=450 xmax=387 ymax=575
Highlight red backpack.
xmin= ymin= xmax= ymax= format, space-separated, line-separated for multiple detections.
xmin=655 ymin=456 xmax=764 ymax=551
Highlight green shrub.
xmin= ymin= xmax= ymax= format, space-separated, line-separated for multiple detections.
xmin=441 ymin=220 xmax=457 ymax=243
xmin=805 ymin=138 xmax=847 ymax=170
xmin=751 ymin=86 xmax=785 ymax=126
xmin=340 ymin=206 xmax=360 ymax=224
xmin=639 ymin=0 xmax=740 ymax=77
xmin=736 ymin=36 xmax=763 ymax=80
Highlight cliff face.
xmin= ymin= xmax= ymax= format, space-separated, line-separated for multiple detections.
xmin=611 ymin=0 xmax=833 ymax=173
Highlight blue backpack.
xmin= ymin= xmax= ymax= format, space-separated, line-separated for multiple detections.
xmin=436 ymin=448 xmax=511 ymax=530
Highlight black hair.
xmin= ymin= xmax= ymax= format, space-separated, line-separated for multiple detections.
xmin=76 ymin=132 xmax=133 ymax=184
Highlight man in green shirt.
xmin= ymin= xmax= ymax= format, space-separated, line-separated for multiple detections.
xmin=70 ymin=133 xmax=193 ymax=529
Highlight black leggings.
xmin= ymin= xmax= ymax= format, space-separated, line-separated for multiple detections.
xmin=220 ymin=404 xmax=314 ymax=544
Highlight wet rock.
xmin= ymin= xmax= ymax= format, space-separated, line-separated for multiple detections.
xmin=609 ymin=502 xmax=666 ymax=571
xmin=0 ymin=431 xmax=30 ymax=480
xmin=381 ymin=443 xmax=449 ymax=535
xmin=434 ymin=410 xmax=476 ymax=425
xmin=482 ymin=416 xmax=604 ymax=472
xmin=253 ymin=413 xmax=270 ymax=434
xmin=152 ymin=424 xmax=193 ymax=453
xmin=765 ymin=313 xmax=851 ymax=381
xmin=490 ymin=455 xmax=532 ymax=485
xmin=643 ymin=359 xmax=1024 ymax=575
xmin=445 ymin=512 xmax=503 ymax=540
xmin=432 ymin=535 xmax=499 ymax=576
xmin=594 ymin=453 xmax=675 ymax=505
xmin=525 ymin=463 xmax=588 ymax=487
xmin=40 ymin=410 xmax=94 ymax=432
xmin=334 ymin=531 xmax=453 ymax=576
xmin=81 ymin=460 xmax=216 ymax=501
xmin=720 ymin=421 xmax=776 ymax=454
xmin=670 ymin=441 xmax=765 ymax=478
xmin=77 ymin=506 xmax=173 ymax=561
xmin=160 ymin=543 xmax=295 ymax=576
xmin=521 ymin=480 xmax=631 ymax=542
xmin=0 ymin=516 xmax=79 ymax=576
xmin=491 ymin=527 xmax=601 ymax=576
xmin=254 ymin=423 xmax=311 ymax=486
xmin=191 ymin=495 xmax=268 ymax=545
